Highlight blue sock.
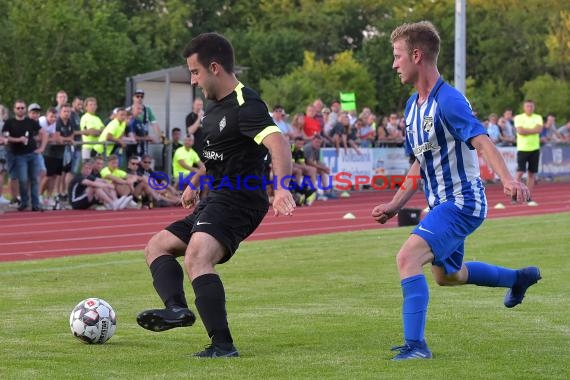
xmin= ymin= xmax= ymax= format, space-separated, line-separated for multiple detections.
xmin=401 ymin=274 xmax=429 ymax=345
xmin=465 ymin=262 xmax=517 ymax=287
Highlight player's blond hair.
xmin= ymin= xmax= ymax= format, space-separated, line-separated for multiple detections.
xmin=390 ymin=21 xmax=440 ymax=63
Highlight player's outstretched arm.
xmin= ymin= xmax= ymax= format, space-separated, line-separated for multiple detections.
xmin=262 ymin=132 xmax=296 ymax=216
xmin=471 ymin=134 xmax=530 ymax=202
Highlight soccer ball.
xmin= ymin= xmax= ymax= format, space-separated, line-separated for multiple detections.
xmin=69 ymin=298 xmax=117 ymax=344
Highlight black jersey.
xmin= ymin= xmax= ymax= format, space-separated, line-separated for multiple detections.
xmin=201 ymin=83 xmax=279 ymax=211
xmin=69 ymin=173 xmax=97 ymax=199
xmin=291 ymin=145 xmax=305 ymax=164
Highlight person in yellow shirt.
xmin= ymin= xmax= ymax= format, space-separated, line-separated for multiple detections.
xmin=79 ymin=97 xmax=104 ymax=159
xmin=102 ymin=154 xmax=172 ymax=209
xmin=172 ymin=134 xmax=205 ymax=186
xmin=93 ymin=108 xmax=131 ymax=157
xmin=513 ymin=100 xmax=543 ymax=206
xmin=99 ymin=154 xmax=132 ymax=197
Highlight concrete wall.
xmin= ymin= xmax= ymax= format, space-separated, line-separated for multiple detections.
xmin=134 ymin=81 xmax=194 ymax=136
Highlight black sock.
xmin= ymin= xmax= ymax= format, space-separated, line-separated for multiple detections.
xmin=149 ymin=255 xmax=188 ymax=309
xmin=192 ymin=273 xmax=233 ymax=344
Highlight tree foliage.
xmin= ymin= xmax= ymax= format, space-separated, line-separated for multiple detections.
xmin=260 ymin=51 xmax=376 ymax=115
xmin=522 ymin=75 xmax=570 ymax=121
xmin=0 ymin=0 xmax=568 ymax=121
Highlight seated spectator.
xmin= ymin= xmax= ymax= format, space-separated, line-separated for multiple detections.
xmin=136 ymin=154 xmax=180 ymax=207
xmin=100 ymin=154 xmax=134 ymax=197
xmin=290 ymin=113 xmax=305 ymax=140
xmin=356 ymin=117 xmax=376 ymax=147
xmin=329 ymin=113 xmax=361 ymax=155
xmin=91 ymin=154 xmax=105 ymax=178
xmin=303 ymin=135 xmax=336 ymax=200
xmin=324 ymin=101 xmax=340 ymax=136
xmin=377 ymin=114 xmax=404 ymax=146
xmin=302 ymin=104 xmax=321 ymax=139
xmin=291 ymin=136 xmax=318 ymax=205
xmin=272 ymin=105 xmax=294 ymax=141
xmin=123 ymin=156 xmax=174 ymax=208
xmin=68 ymin=159 xmax=129 ymax=210
xmin=172 ymin=134 xmax=205 ymax=187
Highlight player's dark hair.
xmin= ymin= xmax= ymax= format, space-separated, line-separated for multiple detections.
xmin=183 ymin=32 xmax=235 ymax=74
xmin=172 ymin=127 xmax=181 ymax=133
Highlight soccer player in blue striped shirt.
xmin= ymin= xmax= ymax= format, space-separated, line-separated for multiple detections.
xmin=372 ymin=21 xmax=541 ymax=360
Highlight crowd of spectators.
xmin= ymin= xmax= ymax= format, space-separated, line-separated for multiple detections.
xmin=1 ymin=91 xmax=569 ymax=212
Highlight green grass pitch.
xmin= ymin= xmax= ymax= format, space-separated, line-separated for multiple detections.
xmin=1 ymin=213 xmax=569 ymax=379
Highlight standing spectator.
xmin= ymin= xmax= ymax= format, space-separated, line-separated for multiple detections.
xmin=1 ymin=100 xmax=47 ymax=211
xmin=79 ymin=97 xmax=104 ymax=159
xmin=170 ymin=127 xmax=183 ymax=154
xmin=0 ymin=104 xmax=11 ymax=204
xmin=373 ymin=21 xmax=539 ymax=361
xmin=557 ymin=120 xmax=570 ymax=143
xmin=39 ymin=107 xmax=59 ymax=206
xmin=514 ymin=100 xmax=543 ymax=206
xmin=486 ymin=113 xmax=501 ymax=144
xmin=540 ymin=114 xmax=561 ymax=144
xmin=53 ymin=104 xmax=75 ymax=201
xmin=69 ymin=96 xmax=84 ymax=175
xmin=126 ymin=103 xmax=151 ymax=158
xmin=27 ymin=104 xmax=46 ymax=203
xmin=131 ymin=89 xmax=162 ymax=144
xmin=497 ymin=117 xmax=516 ymax=146
xmin=185 ymin=97 xmax=205 ymax=158
xmin=502 ymin=108 xmax=516 ymax=134
xmin=94 ymin=108 xmax=129 ymax=158
xmin=162 ymin=127 xmax=183 ymax=166
xmin=54 ymin=90 xmax=68 ymax=113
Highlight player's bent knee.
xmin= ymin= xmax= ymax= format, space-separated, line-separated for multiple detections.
xmin=145 ymin=230 xmax=173 ymax=264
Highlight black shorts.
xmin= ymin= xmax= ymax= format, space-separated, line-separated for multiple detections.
xmin=517 ymin=150 xmax=540 ymax=173
xmin=71 ymin=194 xmax=94 ymax=210
xmin=165 ymin=199 xmax=267 ymax=264
xmin=45 ymin=156 xmax=63 ymax=176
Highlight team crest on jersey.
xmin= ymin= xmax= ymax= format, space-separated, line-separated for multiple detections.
xmin=422 ymin=116 xmax=434 ymax=132
xmin=219 ymin=116 xmax=226 ymax=132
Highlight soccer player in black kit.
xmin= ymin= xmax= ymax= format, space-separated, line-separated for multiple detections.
xmin=136 ymin=33 xmax=296 ymax=358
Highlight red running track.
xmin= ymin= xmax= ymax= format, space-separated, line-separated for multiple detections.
xmin=1 ymin=183 xmax=569 ymax=262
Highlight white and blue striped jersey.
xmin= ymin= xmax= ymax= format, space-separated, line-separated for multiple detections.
xmin=404 ymin=78 xmax=488 ymax=218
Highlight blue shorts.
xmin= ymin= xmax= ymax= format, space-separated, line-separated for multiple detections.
xmin=412 ymin=201 xmax=484 ymax=274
